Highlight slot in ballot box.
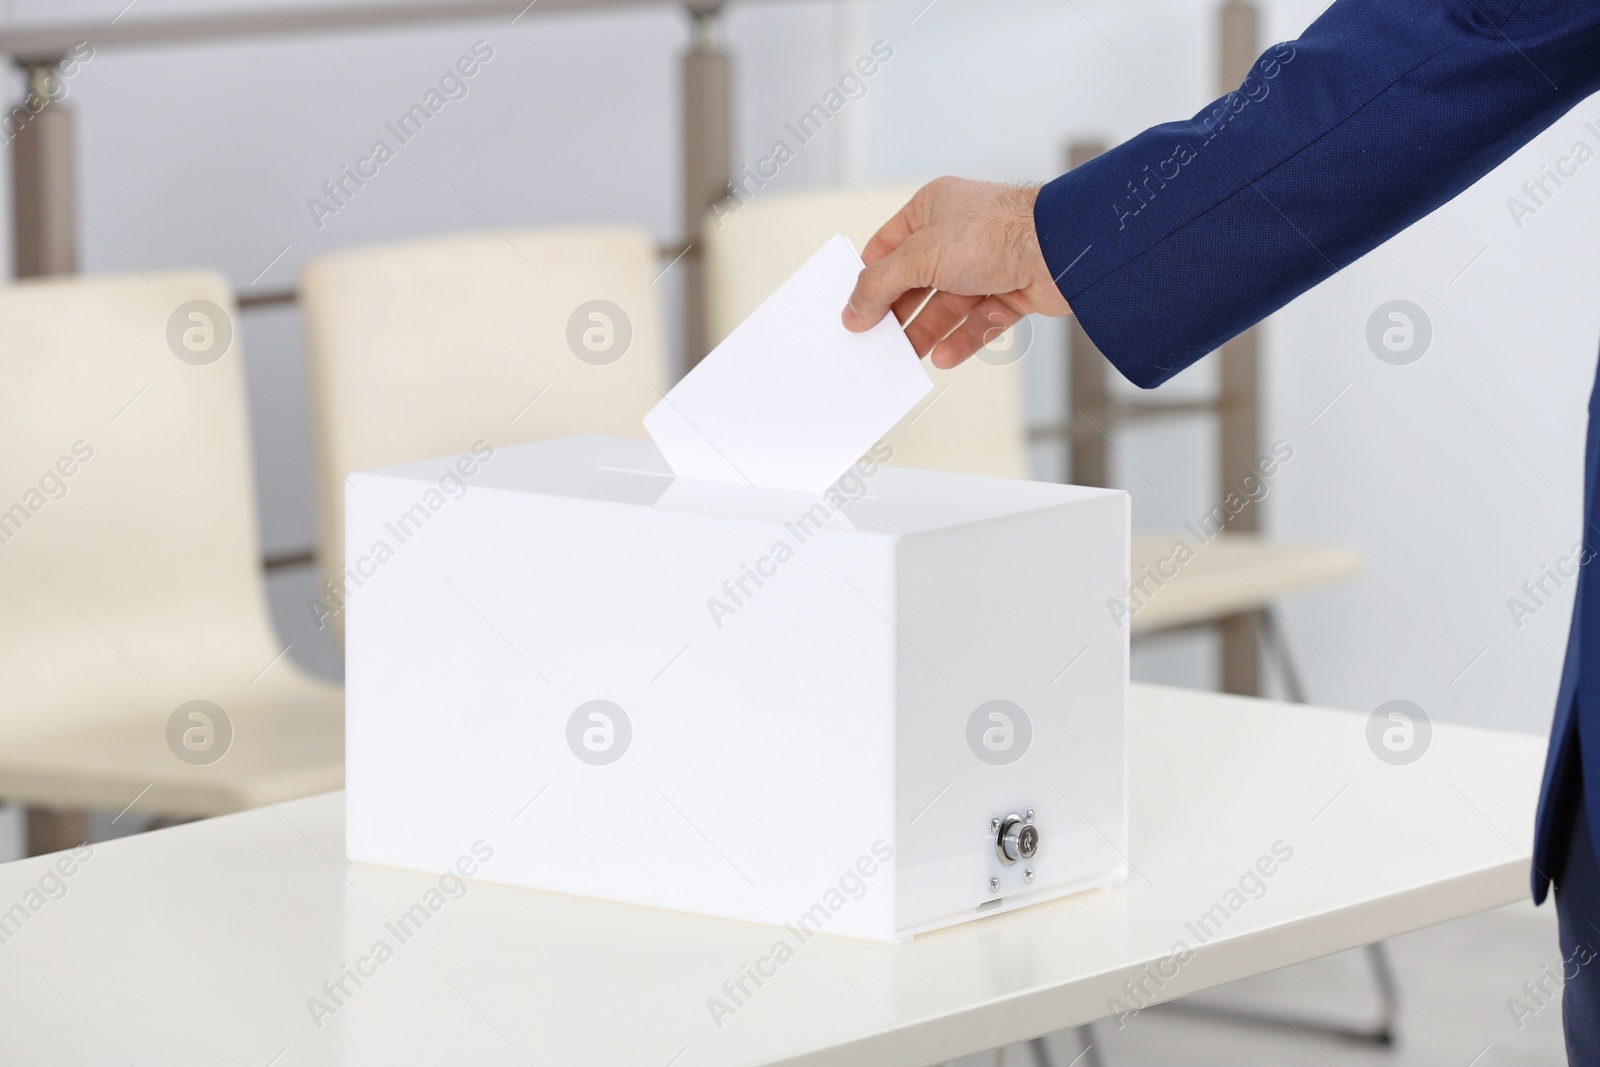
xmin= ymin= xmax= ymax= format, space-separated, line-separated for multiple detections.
xmin=344 ymin=435 xmax=1129 ymax=942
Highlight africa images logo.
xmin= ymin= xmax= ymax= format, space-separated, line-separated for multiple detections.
xmin=966 ymin=700 xmax=1032 ymax=765
xmin=1366 ymin=699 xmax=1431 ymax=766
xmin=567 ymin=700 xmax=631 ymax=765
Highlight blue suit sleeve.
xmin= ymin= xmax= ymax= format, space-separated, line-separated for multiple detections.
xmin=1033 ymin=0 xmax=1600 ymax=388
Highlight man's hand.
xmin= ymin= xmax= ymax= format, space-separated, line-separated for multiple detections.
xmin=841 ymin=177 xmax=1071 ymax=369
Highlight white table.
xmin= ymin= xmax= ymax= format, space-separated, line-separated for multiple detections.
xmin=0 ymin=685 xmax=1541 ymax=1066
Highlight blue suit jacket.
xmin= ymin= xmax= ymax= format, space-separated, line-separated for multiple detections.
xmin=1032 ymin=0 xmax=1600 ymax=902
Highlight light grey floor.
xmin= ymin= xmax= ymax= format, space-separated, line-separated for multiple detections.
xmin=952 ymin=901 xmax=1567 ymax=1066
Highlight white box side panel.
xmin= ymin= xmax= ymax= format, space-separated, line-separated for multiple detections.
xmin=892 ymin=493 xmax=1130 ymax=935
xmin=344 ymin=473 xmax=901 ymax=940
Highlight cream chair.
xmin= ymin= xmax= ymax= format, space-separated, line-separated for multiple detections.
xmin=704 ymin=183 xmax=1031 ymax=479
xmin=0 ymin=271 xmax=343 ymax=851
xmin=300 ymin=226 xmax=670 ymax=639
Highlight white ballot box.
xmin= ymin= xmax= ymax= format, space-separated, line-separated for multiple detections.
xmin=344 ymin=435 xmax=1129 ymax=942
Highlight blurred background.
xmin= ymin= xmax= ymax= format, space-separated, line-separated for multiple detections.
xmin=5 ymin=0 xmax=1590 ymax=730
xmin=0 ymin=0 xmax=1591 ymax=1061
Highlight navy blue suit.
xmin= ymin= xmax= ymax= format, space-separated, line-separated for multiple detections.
xmin=1033 ymin=0 xmax=1600 ymax=1053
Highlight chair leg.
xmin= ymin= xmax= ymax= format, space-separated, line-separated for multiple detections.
xmin=1259 ymin=608 xmax=1308 ymax=704
xmin=25 ymin=807 xmax=87 ymax=856
xmin=1218 ymin=612 xmax=1263 ymax=696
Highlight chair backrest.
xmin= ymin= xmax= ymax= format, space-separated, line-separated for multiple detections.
xmin=0 ymin=271 xmax=280 ymax=715
xmin=704 ymin=184 xmax=1031 ymax=480
xmin=300 ymin=226 xmax=669 ymax=637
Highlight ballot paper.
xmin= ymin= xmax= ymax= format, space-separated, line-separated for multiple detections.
xmin=643 ymin=234 xmax=933 ymax=493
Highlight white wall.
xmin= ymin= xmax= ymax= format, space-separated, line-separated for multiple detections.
xmin=1259 ymin=0 xmax=1600 ymax=735
xmin=4 ymin=0 xmax=1592 ymax=736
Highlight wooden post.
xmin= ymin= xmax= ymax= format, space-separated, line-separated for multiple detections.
xmin=12 ymin=68 xmax=89 ymax=796
xmin=680 ymin=10 xmax=731 ymax=369
xmin=26 ymin=808 xmax=87 ymax=856
xmin=11 ymin=59 xmax=77 ymax=278
xmin=1217 ymin=0 xmax=1263 ymax=695
xmin=1065 ymin=140 xmax=1110 ymax=488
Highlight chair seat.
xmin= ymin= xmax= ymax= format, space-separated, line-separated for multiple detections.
xmin=1128 ymin=533 xmax=1362 ymax=635
xmin=0 ymin=666 xmax=342 ymax=818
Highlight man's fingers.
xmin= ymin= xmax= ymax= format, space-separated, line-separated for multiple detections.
xmin=859 ymin=182 xmax=938 ymax=265
xmin=847 ymin=179 xmax=951 ymax=329
xmin=928 ymin=296 xmax=1024 ymax=370
xmin=891 ymin=287 xmax=934 ymax=327
xmin=843 ymin=238 xmax=937 ymax=332
xmin=904 ymin=291 xmax=983 ymax=357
